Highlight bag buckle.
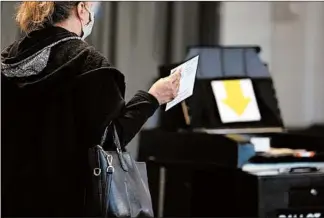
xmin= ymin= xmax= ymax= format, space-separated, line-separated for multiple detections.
xmin=93 ymin=168 xmax=101 ymax=176
xmin=106 ymin=155 xmax=114 ymax=173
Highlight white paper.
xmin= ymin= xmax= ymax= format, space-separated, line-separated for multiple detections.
xmin=251 ymin=137 xmax=271 ymax=152
xmin=165 ymin=55 xmax=199 ymax=111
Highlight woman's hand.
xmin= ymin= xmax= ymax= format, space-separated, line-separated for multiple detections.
xmin=148 ymin=69 xmax=181 ymax=105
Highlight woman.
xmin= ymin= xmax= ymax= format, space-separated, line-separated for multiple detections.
xmin=1 ymin=1 xmax=180 ymax=217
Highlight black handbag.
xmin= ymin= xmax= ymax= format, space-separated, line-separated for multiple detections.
xmin=86 ymin=123 xmax=154 ymax=217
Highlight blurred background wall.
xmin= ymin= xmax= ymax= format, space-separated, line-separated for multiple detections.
xmin=221 ymin=1 xmax=324 ymax=128
xmin=1 ymin=1 xmax=324 ymax=157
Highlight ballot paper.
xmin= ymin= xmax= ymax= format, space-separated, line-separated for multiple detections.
xmin=165 ymin=55 xmax=199 ymax=111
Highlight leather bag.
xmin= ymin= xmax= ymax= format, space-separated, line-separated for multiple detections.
xmin=86 ymin=123 xmax=154 ymax=217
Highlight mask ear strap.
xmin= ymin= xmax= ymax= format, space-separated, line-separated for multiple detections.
xmin=79 ymin=18 xmax=84 ymax=38
xmin=84 ymin=7 xmax=92 ymax=25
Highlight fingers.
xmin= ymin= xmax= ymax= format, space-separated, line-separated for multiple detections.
xmin=171 ymin=78 xmax=180 ymax=98
xmin=169 ymin=69 xmax=181 ymax=93
xmin=158 ymin=69 xmax=182 ymax=104
xmin=171 ymin=68 xmax=182 ymax=75
xmin=173 ymin=84 xmax=180 ymax=97
xmin=170 ymin=68 xmax=181 ymax=82
xmin=172 ymin=75 xmax=180 ymax=86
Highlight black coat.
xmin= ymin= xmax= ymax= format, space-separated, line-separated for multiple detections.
xmin=1 ymin=26 xmax=159 ymax=217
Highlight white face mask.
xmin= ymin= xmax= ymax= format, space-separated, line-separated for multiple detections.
xmin=81 ymin=7 xmax=95 ymax=40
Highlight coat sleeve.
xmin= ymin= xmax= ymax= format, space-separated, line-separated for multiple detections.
xmin=74 ymin=67 xmax=159 ymax=149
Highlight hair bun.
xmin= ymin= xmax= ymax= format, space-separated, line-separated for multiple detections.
xmin=16 ymin=1 xmax=55 ymax=33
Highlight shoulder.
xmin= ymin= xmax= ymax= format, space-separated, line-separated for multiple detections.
xmin=64 ymin=40 xmax=124 ymax=83
xmin=50 ymin=38 xmax=125 ymax=81
xmin=76 ymin=66 xmax=125 ymax=86
xmin=73 ymin=67 xmax=126 ymax=103
xmin=46 ymin=38 xmax=125 ymax=93
xmin=53 ymin=39 xmax=110 ymax=71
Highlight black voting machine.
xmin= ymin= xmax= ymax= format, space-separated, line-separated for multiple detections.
xmin=138 ymin=46 xmax=324 ymax=218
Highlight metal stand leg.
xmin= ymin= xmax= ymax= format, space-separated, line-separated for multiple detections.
xmin=157 ymin=166 xmax=166 ymax=218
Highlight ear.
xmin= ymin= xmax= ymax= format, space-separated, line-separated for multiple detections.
xmin=76 ymin=2 xmax=86 ymax=21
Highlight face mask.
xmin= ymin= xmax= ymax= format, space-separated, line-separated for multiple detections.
xmin=81 ymin=6 xmax=95 ymax=40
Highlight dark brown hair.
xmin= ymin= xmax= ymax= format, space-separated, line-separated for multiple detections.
xmin=16 ymin=1 xmax=79 ymax=33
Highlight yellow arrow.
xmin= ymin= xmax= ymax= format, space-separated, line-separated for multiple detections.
xmin=222 ymin=80 xmax=251 ymax=116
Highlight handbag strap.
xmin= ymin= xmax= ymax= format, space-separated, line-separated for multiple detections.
xmin=100 ymin=122 xmax=122 ymax=153
xmin=100 ymin=122 xmax=129 ymax=172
